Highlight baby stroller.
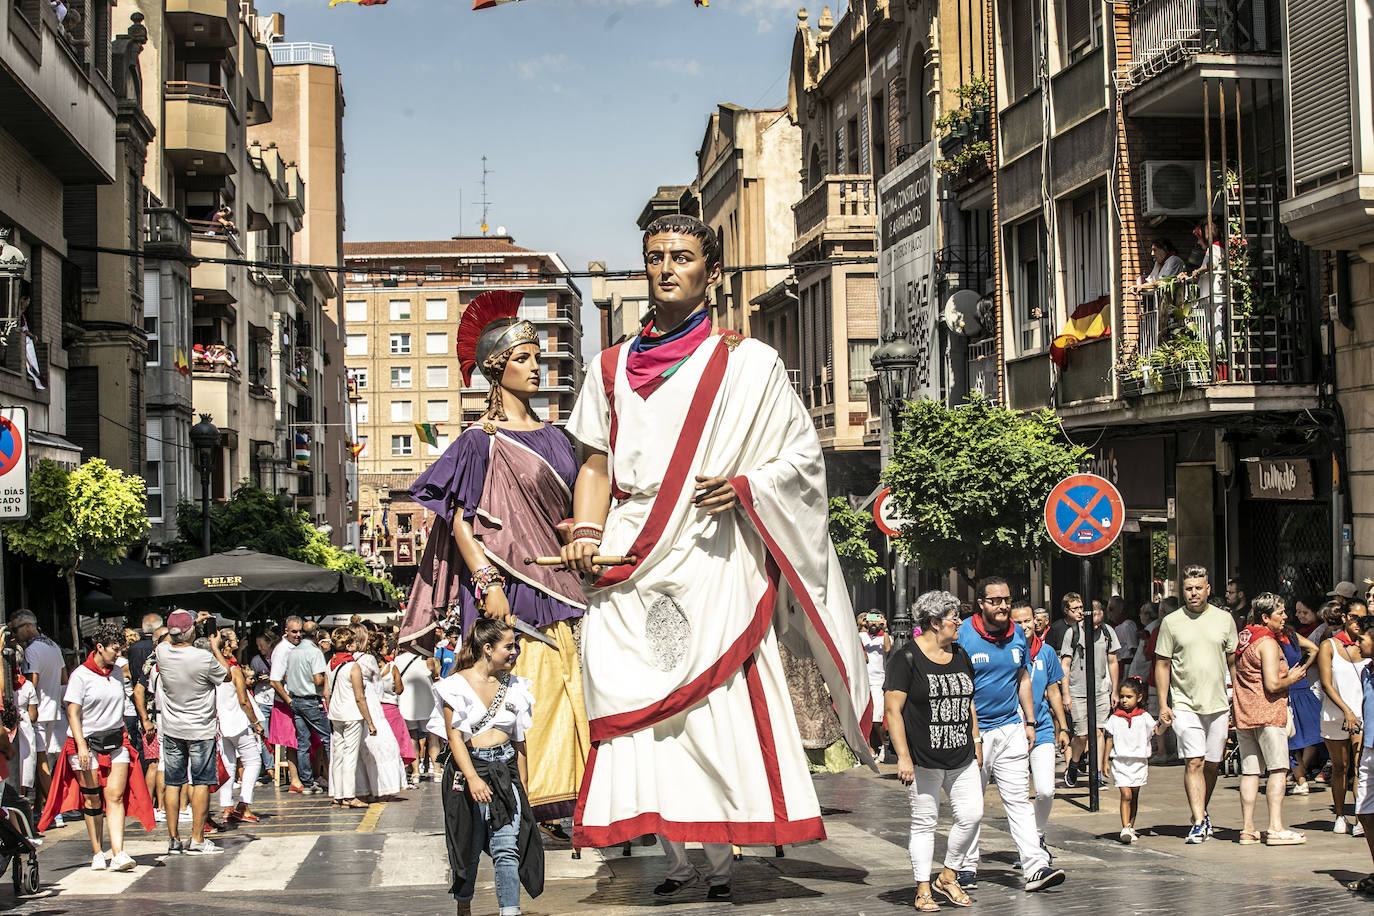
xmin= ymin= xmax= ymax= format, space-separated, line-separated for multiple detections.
xmin=0 ymin=797 xmax=39 ymax=896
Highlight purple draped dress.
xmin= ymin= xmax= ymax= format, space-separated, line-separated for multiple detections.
xmin=402 ymin=424 xmax=584 ymax=647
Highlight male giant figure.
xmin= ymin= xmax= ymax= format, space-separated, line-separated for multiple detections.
xmin=561 ymin=215 xmax=872 ymax=901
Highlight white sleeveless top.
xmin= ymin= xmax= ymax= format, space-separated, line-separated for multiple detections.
xmin=425 ymin=673 xmax=534 ymax=743
xmin=379 ymin=660 xmax=400 ymax=704
xmin=396 ymin=653 xmax=434 ymax=722
xmin=327 ymin=660 xmax=365 ymax=723
xmin=216 ymin=675 xmax=252 ymax=738
xmin=1321 ymin=637 xmax=1369 ymax=727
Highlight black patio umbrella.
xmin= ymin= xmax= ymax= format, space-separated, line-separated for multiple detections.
xmin=108 ymin=548 xmax=397 ymax=619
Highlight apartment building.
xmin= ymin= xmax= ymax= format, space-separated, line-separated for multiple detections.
xmin=253 ymin=37 xmax=352 ymax=547
xmin=587 ymin=262 xmax=649 ymax=348
xmin=695 ymin=105 xmax=801 ymax=335
xmin=1279 ymin=0 xmax=1374 ymax=585
xmin=342 ymin=237 xmax=585 ymax=479
xmin=979 ymin=0 xmax=1329 ymax=605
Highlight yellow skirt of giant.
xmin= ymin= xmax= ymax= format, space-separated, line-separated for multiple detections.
xmin=511 ymin=618 xmax=589 ymax=817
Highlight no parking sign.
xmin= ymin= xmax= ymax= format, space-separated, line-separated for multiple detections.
xmin=1043 ymin=473 xmax=1124 ymax=557
xmin=0 ymin=407 xmax=28 ymax=521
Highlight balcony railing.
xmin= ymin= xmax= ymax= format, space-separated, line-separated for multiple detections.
xmin=269 ymin=42 xmax=337 ymax=68
xmin=253 ymin=244 xmax=293 ymax=293
xmin=793 ymin=176 xmax=875 ymax=240
xmin=966 ymin=337 xmax=1000 ymax=403
xmin=1128 ymin=281 xmax=1312 ymax=392
xmin=191 ymin=344 xmax=241 ymax=380
xmin=938 ymin=106 xmax=993 ymax=191
xmin=165 ymin=80 xmax=229 ymax=102
xmin=1119 ymin=0 xmax=1279 ymax=91
xmin=142 ymin=208 xmax=192 ymax=257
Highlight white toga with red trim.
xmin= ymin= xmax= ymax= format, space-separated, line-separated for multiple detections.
xmin=567 ymin=334 xmax=872 ymax=849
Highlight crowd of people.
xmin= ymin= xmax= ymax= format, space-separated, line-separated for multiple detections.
xmin=877 ymin=566 xmax=1374 ymax=904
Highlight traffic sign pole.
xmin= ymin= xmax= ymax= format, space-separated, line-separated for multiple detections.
xmin=1043 ymin=472 xmax=1124 ymax=814
xmin=1082 ymin=557 xmax=1097 ymax=813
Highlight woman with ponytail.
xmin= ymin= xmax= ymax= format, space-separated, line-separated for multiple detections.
xmin=426 ymin=618 xmax=543 ymax=916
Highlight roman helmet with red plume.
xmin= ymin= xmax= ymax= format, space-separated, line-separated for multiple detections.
xmin=455 ymin=290 xmax=537 ymax=387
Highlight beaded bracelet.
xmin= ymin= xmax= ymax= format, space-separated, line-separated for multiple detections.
xmin=472 ymin=565 xmax=505 ymax=595
xmin=570 ymin=522 xmax=604 ymax=543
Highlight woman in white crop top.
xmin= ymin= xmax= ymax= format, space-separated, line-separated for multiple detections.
xmin=428 ymin=618 xmax=541 ymax=916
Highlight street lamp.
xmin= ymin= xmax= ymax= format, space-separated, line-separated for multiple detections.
xmin=189 ymin=414 xmax=220 ymax=557
xmin=871 ymin=336 xmax=923 ymax=647
xmin=0 ymin=228 xmax=30 ymax=340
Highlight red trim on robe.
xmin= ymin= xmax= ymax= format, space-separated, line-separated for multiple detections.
xmin=593 ymin=340 xmax=731 ymax=589
xmin=587 ymin=561 xmax=778 ymax=743
xmin=600 ymin=344 xmax=629 ymax=501
xmin=39 ymin=734 xmax=156 ymax=833
xmin=743 ymin=654 xmax=788 ymax=822
xmin=730 ymin=474 xmax=858 ymax=703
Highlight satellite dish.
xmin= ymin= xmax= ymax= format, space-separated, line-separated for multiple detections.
xmin=942 ymin=288 xmax=984 ymax=337
xmin=496 ymin=226 xmax=507 ymax=236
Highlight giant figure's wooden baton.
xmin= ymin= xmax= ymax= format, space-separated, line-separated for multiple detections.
xmin=523 ymin=555 xmax=635 ymax=567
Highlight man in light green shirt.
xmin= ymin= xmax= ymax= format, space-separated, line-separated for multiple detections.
xmin=1154 ymin=565 xmax=1238 ymax=845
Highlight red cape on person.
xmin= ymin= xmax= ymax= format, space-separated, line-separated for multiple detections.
xmin=39 ymin=734 xmax=156 ymax=832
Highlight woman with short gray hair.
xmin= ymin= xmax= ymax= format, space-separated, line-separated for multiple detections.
xmin=884 ymin=591 xmax=982 ymax=909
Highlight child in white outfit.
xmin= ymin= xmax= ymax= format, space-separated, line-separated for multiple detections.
xmin=1103 ymin=678 xmax=1165 ymax=844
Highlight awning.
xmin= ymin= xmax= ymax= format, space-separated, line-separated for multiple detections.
xmin=28 ymin=429 xmax=82 ymax=471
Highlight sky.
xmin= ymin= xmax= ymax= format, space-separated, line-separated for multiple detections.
xmin=271 ymin=0 xmax=809 ymax=279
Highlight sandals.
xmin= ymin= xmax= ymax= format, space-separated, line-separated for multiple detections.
xmin=1237 ymin=831 xmax=1262 ymax=845
xmin=914 ymin=891 xmax=940 ymax=912
xmin=931 ymin=874 xmax=972 ymax=907
xmin=1265 ymin=829 xmax=1305 ymax=846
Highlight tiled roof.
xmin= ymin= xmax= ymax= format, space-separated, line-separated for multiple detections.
xmin=343 ymin=237 xmax=534 ymax=257
xmin=359 ymin=472 xmax=421 ymax=496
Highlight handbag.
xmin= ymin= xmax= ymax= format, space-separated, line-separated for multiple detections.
xmin=85 ymin=726 xmax=126 ymax=756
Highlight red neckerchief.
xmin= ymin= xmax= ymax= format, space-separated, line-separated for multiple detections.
xmin=1236 ymin=624 xmax=1275 ymax=656
xmin=1275 ymin=628 xmax=1293 ymax=645
xmin=1112 ymin=706 xmax=1146 ymax=723
xmin=81 ymin=651 xmax=113 ymax=678
xmin=969 ymin=612 xmax=1015 ymax=645
xmin=14 ymin=675 xmax=24 ymax=688
xmin=1028 ymin=631 xmax=1045 ymax=660
xmin=1297 ymin=622 xmax=1320 ymax=638
xmin=1335 ymin=630 xmax=1357 ymax=646
xmin=624 ymin=309 xmax=713 ymax=397
xmin=328 ymin=652 xmax=355 ymax=671
xmin=224 ymin=655 xmax=240 ymax=669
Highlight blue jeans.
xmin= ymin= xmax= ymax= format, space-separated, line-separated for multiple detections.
xmin=257 ymin=702 xmax=275 ymax=773
xmin=290 ymin=696 xmax=331 ymax=787
xmin=162 ymin=736 xmax=217 ymax=787
xmin=457 ymin=744 xmax=522 ymax=915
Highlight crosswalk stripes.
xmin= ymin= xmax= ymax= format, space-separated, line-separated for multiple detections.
xmin=373 ymin=832 xmax=448 ymax=887
xmin=202 ymin=833 xmax=320 ymax=892
xmin=49 ymin=840 xmax=171 ymax=895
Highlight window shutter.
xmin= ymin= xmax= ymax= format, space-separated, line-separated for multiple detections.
xmin=1063 ymin=0 xmax=1090 ymax=54
xmin=1011 ymin=0 xmax=1036 ymax=98
xmin=1286 ymin=0 xmax=1353 ymax=188
xmin=859 ymin=103 xmax=871 ymax=175
xmin=835 ymin=126 xmax=845 ymax=174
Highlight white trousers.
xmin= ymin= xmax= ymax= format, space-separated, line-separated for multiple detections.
xmin=907 ymin=759 xmax=983 ymax=883
xmin=218 ymin=730 xmax=261 ymax=808
xmin=661 ymin=837 xmax=733 ymax=886
xmin=329 ymin=719 xmax=365 ymax=800
xmin=960 ymin=722 xmax=1049 ymax=877
xmin=1029 ymin=742 xmax=1056 ymax=837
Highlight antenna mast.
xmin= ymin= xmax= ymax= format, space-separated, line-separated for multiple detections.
xmin=479 ymin=156 xmax=492 ymax=236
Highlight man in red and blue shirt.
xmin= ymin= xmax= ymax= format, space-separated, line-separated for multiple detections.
xmin=954 ymin=576 xmax=1067 ymax=893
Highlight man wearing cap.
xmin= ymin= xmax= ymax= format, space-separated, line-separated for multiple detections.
xmin=12 ymin=611 xmax=67 ymax=822
xmin=155 ymin=610 xmax=230 ymax=855
xmin=1330 ymin=581 xmax=1360 ymax=608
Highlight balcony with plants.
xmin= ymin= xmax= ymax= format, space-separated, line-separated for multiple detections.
xmin=1117 ymin=171 xmax=1316 ymax=400
xmin=935 ymin=78 xmax=992 ymax=192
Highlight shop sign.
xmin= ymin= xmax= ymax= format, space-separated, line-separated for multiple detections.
xmin=1246 ymin=459 xmax=1315 ymax=501
xmin=1082 ymin=436 xmax=1166 ymax=509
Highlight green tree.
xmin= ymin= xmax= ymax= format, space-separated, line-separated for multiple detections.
xmin=828 ymin=497 xmax=886 ymax=585
xmin=174 ymin=482 xmax=399 ymax=599
xmin=883 ymin=393 xmax=1088 ymax=587
xmin=4 ymin=459 xmax=149 ymax=648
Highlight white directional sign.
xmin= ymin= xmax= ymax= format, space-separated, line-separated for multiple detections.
xmin=0 ymin=407 xmax=28 ymax=521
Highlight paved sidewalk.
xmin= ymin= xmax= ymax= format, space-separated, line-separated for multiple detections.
xmin=6 ymin=758 xmax=1372 ymax=914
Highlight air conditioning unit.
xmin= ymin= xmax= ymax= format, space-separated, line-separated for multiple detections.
xmin=1142 ymin=161 xmax=1208 ymax=216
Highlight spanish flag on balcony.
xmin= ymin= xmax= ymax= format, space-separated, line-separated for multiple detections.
xmin=1049 ymin=295 xmax=1111 ymax=367
xmin=294 ymin=431 xmax=311 ymax=469
xmin=174 ymin=348 xmax=191 ymax=376
xmin=414 ymin=422 xmax=441 ymax=448
xmin=348 ymin=439 xmax=365 ymax=459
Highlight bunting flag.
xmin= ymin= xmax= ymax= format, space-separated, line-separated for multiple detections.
xmin=1049 ymin=295 xmax=1111 ymax=367
xmin=294 ymin=431 xmax=311 ymax=468
xmin=414 ymin=422 xmax=441 ymax=448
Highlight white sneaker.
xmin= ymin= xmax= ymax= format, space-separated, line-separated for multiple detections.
xmin=1120 ymin=827 xmax=1136 ymax=844
xmin=1334 ymin=815 xmax=1349 ymax=834
xmin=178 ymin=809 xmax=192 ymax=822
xmin=90 ymin=852 xmax=108 ymax=871
xmin=1291 ymin=782 xmax=1310 ymax=796
xmin=109 ymin=851 xmax=136 ymax=872
xmin=154 ymin=809 xmax=166 ymax=824
xmin=50 ymin=814 xmax=65 ymax=828
xmin=1355 ymin=821 xmax=1366 ymax=838
xmin=184 ymin=839 xmax=223 ymax=856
